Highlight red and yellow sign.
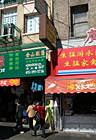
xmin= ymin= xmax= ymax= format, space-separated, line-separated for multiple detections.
xmin=45 ymin=78 xmax=96 ymax=94
xmin=55 ymin=46 xmax=96 ymax=75
xmin=0 ymin=78 xmax=20 ymax=86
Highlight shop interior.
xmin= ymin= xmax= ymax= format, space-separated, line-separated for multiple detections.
xmin=63 ymin=93 xmax=96 ymax=116
xmin=0 ymin=77 xmax=44 ymax=122
xmin=0 ymin=86 xmax=16 ymax=122
xmin=48 ymin=93 xmax=96 ymax=116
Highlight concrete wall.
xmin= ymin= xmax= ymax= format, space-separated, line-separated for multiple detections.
xmin=63 ymin=116 xmax=96 ymax=132
xmin=88 ymin=0 xmax=96 ymax=29
xmin=53 ymin=0 xmax=96 ymax=41
xmin=17 ymin=2 xmax=40 ymax=44
xmin=17 ymin=4 xmax=24 ymax=33
xmin=53 ymin=0 xmax=69 ymax=40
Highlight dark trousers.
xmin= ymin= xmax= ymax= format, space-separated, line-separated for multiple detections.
xmin=15 ymin=117 xmax=23 ymax=131
xmin=29 ymin=117 xmax=34 ymax=130
xmin=34 ymin=119 xmax=45 ymax=136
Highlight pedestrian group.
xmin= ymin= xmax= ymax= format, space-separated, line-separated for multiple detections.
xmin=13 ymin=99 xmax=46 ymax=138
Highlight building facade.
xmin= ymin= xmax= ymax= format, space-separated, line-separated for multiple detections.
xmin=45 ymin=0 xmax=96 ymax=132
xmin=1 ymin=0 xmax=96 ymax=133
xmin=0 ymin=0 xmax=51 ymax=122
xmin=53 ymin=0 xmax=96 ymax=48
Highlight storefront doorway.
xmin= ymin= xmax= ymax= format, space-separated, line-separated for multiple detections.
xmin=0 ymin=86 xmax=16 ymax=122
xmin=0 ymin=78 xmax=44 ymax=122
xmin=63 ymin=93 xmax=96 ymax=116
xmin=45 ymin=93 xmax=96 ymax=132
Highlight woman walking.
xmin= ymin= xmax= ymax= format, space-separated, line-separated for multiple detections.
xmin=33 ymin=102 xmax=45 ymax=138
xmin=26 ymin=101 xmax=36 ymax=131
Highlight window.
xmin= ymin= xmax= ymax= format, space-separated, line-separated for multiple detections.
xmin=2 ymin=10 xmax=17 ymax=35
xmin=3 ymin=10 xmax=17 ymax=25
xmin=26 ymin=15 xmax=39 ymax=33
xmin=71 ymin=5 xmax=88 ymax=37
xmin=0 ymin=0 xmax=4 ymax=4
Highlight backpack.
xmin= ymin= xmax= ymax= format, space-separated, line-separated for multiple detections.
xmin=35 ymin=108 xmax=41 ymax=123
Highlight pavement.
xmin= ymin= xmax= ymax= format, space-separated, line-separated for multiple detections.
xmin=0 ymin=122 xmax=96 ymax=140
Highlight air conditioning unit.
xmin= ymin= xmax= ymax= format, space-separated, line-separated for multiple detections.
xmin=3 ymin=25 xmax=8 ymax=39
xmin=0 ymin=0 xmax=4 ymax=3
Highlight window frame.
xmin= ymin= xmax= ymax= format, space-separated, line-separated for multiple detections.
xmin=3 ymin=10 xmax=17 ymax=25
xmin=71 ymin=4 xmax=88 ymax=37
xmin=25 ymin=14 xmax=39 ymax=34
xmin=2 ymin=10 xmax=17 ymax=35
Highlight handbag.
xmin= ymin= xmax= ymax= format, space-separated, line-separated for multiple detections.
xmin=35 ymin=107 xmax=41 ymax=123
xmin=23 ymin=109 xmax=27 ymax=117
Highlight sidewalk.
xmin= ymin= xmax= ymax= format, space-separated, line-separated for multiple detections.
xmin=0 ymin=122 xmax=96 ymax=140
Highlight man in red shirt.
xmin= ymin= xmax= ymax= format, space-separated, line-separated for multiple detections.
xmin=33 ymin=102 xmax=45 ymax=138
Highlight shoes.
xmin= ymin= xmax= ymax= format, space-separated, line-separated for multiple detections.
xmin=20 ymin=131 xmax=24 ymax=134
xmin=41 ymin=135 xmax=46 ymax=138
xmin=13 ymin=128 xmax=16 ymax=132
xmin=30 ymin=129 xmax=32 ymax=132
xmin=32 ymin=133 xmax=36 ymax=136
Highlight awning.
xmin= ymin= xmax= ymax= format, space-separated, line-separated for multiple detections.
xmin=45 ymin=74 xmax=96 ymax=94
xmin=0 ymin=78 xmax=20 ymax=86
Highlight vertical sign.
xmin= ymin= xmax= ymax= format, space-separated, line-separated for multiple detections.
xmin=35 ymin=0 xmax=48 ymax=15
xmin=39 ymin=14 xmax=57 ymax=50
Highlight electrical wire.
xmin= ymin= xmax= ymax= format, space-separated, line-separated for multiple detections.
xmin=2 ymin=0 xmax=76 ymax=49
xmin=54 ymin=19 xmax=70 ymax=27
xmin=20 ymin=1 xmax=72 ymax=49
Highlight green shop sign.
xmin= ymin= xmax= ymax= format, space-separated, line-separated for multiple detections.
xmin=0 ymin=48 xmax=46 ymax=79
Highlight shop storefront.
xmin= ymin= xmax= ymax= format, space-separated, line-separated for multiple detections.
xmin=0 ymin=78 xmax=20 ymax=121
xmin=0 ymin=48 xmax=47 ymax=122
xmin=45 ymin=46 xmax=96 ymax=132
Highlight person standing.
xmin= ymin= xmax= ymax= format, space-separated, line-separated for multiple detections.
xmin=13 ymin=99 xmax=24 ymax=134
xmin=33 ymin=102 xmax=45 ymax=138
xmin=26 ymin=101 xmax=36 ymax=131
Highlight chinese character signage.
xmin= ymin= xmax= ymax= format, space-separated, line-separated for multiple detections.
xmin=56 ymin=46 xmax=96 ymax=75
xmin=0 ymin=48 xmax=46 ymax=79
xmin=0 ymin=79 xmax=20 ymax=86
xmin=45 ymin=78 xmax=96 ymax=94
xmin=85 ymin=28 xmax=96 ymax=44
xmin=31 ymin=78 xmax=43 ymax=91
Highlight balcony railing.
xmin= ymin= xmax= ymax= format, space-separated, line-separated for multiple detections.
xmin=0 ymin=23 xmax=22 ymax=47
xmin=0 ymin=0 xmax=32 ymax=6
